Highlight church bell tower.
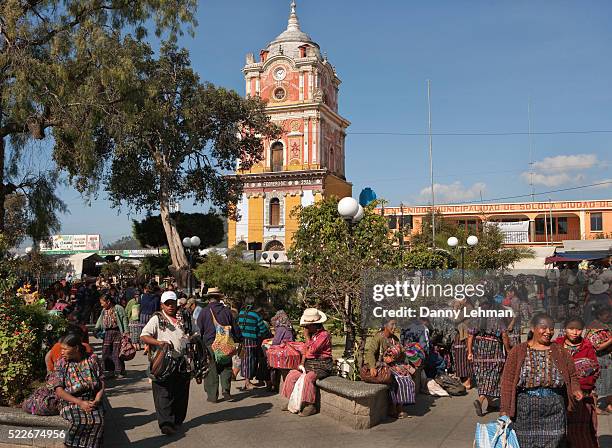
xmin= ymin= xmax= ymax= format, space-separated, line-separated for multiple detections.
xmin=227 ymin=1 xmax=352 ymax=253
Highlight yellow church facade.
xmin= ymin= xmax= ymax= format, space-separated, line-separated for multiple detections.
xmin=227 ymin=2 xmax=352 ymax=252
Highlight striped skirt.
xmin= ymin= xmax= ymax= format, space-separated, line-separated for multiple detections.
xmin=451 ymin=339 xmax=473 ymax=378
xmin=595 ymin=353 xmax=612 ymax=398
xmin=567 ymin=394 xmax=599 ymax=448
xmin=472 ymin=335 xmax=505 ymax=398
xmin=128 ymin=321 xmax=143 ymax=344
xmin=514 ymin=390 xmax=566 ymax=448
xmin=390 ymin=372 xmax=415 ymax=405
xmin=241 ymin=338 xmax=259 ymax=380
xmin=60 ymin=404 xmax=104 ymax=448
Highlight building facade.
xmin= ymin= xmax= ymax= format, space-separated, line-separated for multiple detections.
xmin=381 ymin=199 xmax=612 ymax=246
xmin=227 ymin=1 xmax=352 ymax=251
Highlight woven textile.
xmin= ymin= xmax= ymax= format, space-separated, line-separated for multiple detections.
xmin=567 ymin=394 xmax=599 ymax=448
xmin=451 ymin=338 xmax=473 ymax=378
xmin=517 ymin=347 xmax=565 ymax=389
xmin=240 ymin=338 xmax=259 ymax=380
xmin=472 ymin=335 xmax=505 ymax=398
xmin=389 ymin=372 xmax=415 ymax=405
xmin=48 ymin=354 xmax=104 ymax=448
xmin=513 ymin=390 xmax=566 ymax=448
xmin=129 ymin=321 xmax=143 ymax=344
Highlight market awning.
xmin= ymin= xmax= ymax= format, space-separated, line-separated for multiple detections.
xmin=545 ymin=252 xmax=610 ymax=264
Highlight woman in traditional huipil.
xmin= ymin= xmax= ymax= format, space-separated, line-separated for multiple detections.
xmin=501 ymin=313 xmax=582 ymax=448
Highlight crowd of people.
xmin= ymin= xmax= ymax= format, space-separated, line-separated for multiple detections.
xmin=21 ymin=264 xmax=612 ymax=448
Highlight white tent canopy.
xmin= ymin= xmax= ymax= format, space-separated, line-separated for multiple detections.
xmin=510 ymin=246 xmax=556 ymax=274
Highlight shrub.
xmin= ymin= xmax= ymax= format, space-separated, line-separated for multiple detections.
xmin=0 ymin=274 xmax=68 ymax=406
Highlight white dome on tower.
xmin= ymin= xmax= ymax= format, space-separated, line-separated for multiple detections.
xmin=266 ymin=1 xmax=322 ymax=60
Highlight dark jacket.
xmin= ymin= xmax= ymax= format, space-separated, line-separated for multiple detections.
xmin=197 ymin=301 xmax=242 ymax=346
xmin=500 ymin=342 xmax=581 ymax=418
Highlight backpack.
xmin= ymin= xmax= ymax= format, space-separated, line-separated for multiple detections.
xmin=434 ymin=373 xmax=467 ymax=396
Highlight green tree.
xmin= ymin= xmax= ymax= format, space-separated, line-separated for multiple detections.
xmin=194 ymin=253 xmax=299 ymax=307
xmin=289 ymin=198 xmax=395 ymax=356
xmin=0 ymin=0 xmax=197 ymax=239
xmin=133 ymin=212 xmax=224 ymax=249
xmin=105 ymin=43 xmax=278 ymax=285
xmin=138 ymin=254 xmax=172 ymax=279
xmin=103 ymin=236 xmax=142 ymax=250
xmin=411 ymin=212 xmax=532 ymax=270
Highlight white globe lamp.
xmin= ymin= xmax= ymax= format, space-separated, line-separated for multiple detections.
xmin=447 ymin=236 xmax=459 ymax=248
xmin=467 ymin=235 xmax=479 ymax=246
xmin=337 ymin=197 xmax=359 ymax=219
xmin=352 ymin=205 xmax=365 ymax=223
xmin=190 ymin=236 xmax=201 ymax=247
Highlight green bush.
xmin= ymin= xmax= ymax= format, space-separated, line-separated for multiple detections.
xmin=0 ymin=283 xmax=68 ymax=406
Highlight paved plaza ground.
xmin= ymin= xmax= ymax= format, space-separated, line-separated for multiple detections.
xmin=101 ymin=337 xmax=612 ymax=448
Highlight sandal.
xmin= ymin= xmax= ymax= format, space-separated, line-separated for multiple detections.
xmin=473 ymin=399 xmax=484 ymax=417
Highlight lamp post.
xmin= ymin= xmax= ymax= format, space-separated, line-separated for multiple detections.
xmin=114 ymin=255 xmax=122 ymax=286
xmin=447 ymin=235 xmax=478 ymax=283
xmin=182 ymin=236 xmax=201 ymax=297
xmin=337 ymin=197 xmax=365 ymax=359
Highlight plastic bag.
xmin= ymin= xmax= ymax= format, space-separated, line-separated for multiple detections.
xmin=426 ymin=379 xmax=449 ymax=397
xmin=287 ymin=371 xmax=307 ymax=414
xmin=474 ymin=416 xmax=520 ymax=448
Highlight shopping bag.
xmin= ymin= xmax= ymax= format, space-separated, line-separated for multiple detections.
xmin=474 ymin=416 xmax=520 ymax=448
xmin=119 ymin=334 xmax=136 ymax=361
xmin=287 ymin=371 xmax=307 ymax=414
xmin=210 ymin=309 xmax=237 ymax=365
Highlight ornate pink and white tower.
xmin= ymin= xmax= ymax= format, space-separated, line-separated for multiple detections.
xmin=228 ymin=1 xmax=352 ymax=252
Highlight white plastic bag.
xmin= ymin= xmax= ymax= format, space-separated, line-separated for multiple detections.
xmin=287 ymin=372 xmax=307 ymax=414
xmin=426 ymin=379 xmax=450 ymax=397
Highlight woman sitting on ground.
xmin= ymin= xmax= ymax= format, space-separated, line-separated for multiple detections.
xmin=554 ymin=317 xmax=600 ymax=448
xmin=500 ymin=313 xmax=582 ymax=448
xmin=48 ymin=333 xmax=105 ymax=448
xmin=281 ymin=308 xmax=333 ymax=417
xmin=365 ymin=319 xmax=415 ymax=419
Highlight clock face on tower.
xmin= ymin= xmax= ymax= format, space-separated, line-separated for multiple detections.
xmin=273 ymin=66 xmax=286 ymax=81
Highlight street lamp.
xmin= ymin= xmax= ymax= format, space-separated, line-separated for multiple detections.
xmin=337 ymin=197 xmax=365 ymax=359
xmin=447 ymin=235 xmax=478 ymax=283
xmin=182 ymin=236 xmax=201 ymax=296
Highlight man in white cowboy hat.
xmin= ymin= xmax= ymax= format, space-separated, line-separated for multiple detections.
xmin=280 ymin=308 xmax=333 ymax=417
xmin=197 ymin=287 xmax=242 ymax=403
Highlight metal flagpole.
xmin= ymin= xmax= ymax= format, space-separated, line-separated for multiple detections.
xmin=427 ymin=80 xmax=435 ymax=248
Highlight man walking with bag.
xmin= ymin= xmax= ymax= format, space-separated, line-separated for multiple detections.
xmin=140 ymin=291 xmax=192 ymax=436
xmin=197 ymin=288 xmax=241 ymax=402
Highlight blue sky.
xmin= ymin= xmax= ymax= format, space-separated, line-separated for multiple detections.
xmin=56 ymin=0 xmax=612 ymax=245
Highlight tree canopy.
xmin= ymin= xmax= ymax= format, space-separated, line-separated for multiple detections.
xmin=0 ymin=0 xmax=197 ymax=242
xmin=133 ymin=212 xmax=224 ymax=249
xmin=289 ymin=198 xmax=396 ymax=353
xmin=194 ymin=253 xmax=299 ymax=308
xmin=104 ymin=43 xmax=278 ymax=281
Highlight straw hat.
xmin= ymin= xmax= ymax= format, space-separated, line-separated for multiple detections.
xmin=205 ymin=287 xmax=223 ymax=296
xmin=588 ymin=280 xmax=609 ymax=295
xmin=299 ymin=308 xmax=328 ymax=326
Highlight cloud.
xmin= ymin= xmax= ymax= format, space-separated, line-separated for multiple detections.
xmin=532 ymin=154 xmax=598 ymax=173
xmin=418 ymin=182 xmax=486 ymax=203
xmin=521 ymin=153 xmax=598 ymax=187
xmin=520 ymin=172 xmax=585 ymax=188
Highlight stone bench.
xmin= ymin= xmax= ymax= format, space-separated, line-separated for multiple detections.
xmin=316 ymin=376 xmax=389 ymax=430
xmin=0 ymin=406 xmax=69 ymax=447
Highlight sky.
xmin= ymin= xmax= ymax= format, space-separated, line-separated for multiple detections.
xmin=55 ymin=0 xmax=612 ymax=245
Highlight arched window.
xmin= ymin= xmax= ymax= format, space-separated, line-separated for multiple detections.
xmin=270 ymin=142 xmax=283 ymax=172
xmin=269 ymin=198 xmax=280 ymax=226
